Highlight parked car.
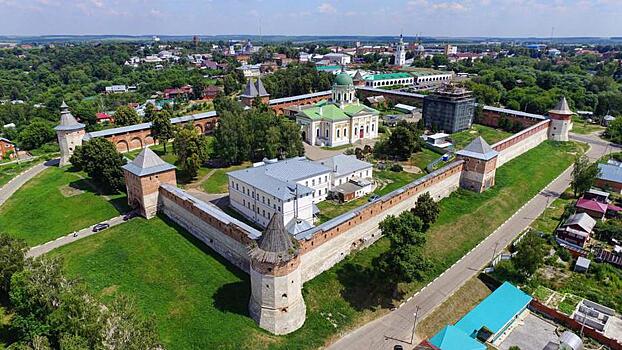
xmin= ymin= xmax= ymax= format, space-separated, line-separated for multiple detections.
xmin=368 ymin=194 xmax=380 ymax=202
xmin=92 ymin=223 xmax=110 ymax=232
xmin=123 ymin=212 xmax=136 ymax=221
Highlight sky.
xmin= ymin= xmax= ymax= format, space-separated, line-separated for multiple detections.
xmin=0 ymin=0 xmax=620 ymax=38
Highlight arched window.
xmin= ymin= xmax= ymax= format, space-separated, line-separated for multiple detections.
xmin=337 ymin=129 xmax=340 ymax=138
xmin=343 ymin=127 xmax=347 ymax=136
xmin=316 ymin=128 xmax=320 ymax=137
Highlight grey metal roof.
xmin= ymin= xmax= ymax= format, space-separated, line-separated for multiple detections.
xmin=268 ymin=90 xmax=331 ymax=105
xmin=456 ymin=136 xmax=498 ymax=160
xmin=250 ymin=214 xmax=298 ymax=263
xmin=84 ymin=111 xmax=217 ymax=140
xmin=255 ymin=77 xmax=269 ymax=97
xmin=286 ymin=218 xmax=314 ymax=235
xmin=294 ymin=160 xmax=464 ymax=240
xmin=549 ymin=96 xmax=574 ymax=115
xmin=576 ymin=257 xmax=591 ymax=270
xmin=122 ymin=147 xmax=176 ymax=176
xmin=331 ymin=181 xmax=363 ymax=194
xmin=314 ymin=154 xmax=372 ymax=178
xmin=160 ymin=184 xmax=260 ymax=239
xmin=241 ymin=79 xmax=258 ymax=98
xmin=562 ymin=212 xmax=596 ymax=233
xmin=587 ymin=188 xmax=609 ymax=198
xmin=55 ymin=102 xmax=85 ymax=131
xmin=228 ymin=157 xmax=330 ymax=200
xmin=482 ymin=105 xmax=546 ymax=120
xmin=598 ymin=163 xmax=622 ymax=184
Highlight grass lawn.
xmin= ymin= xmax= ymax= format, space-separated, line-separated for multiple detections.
xmin=416 ymin=276 xmax=492 ymax=340
xmin=320 ymin=143 xmax=354 ymax=151
xmin=571 ymin=116 xmax=605 ymax=135
xmin=201 ymin=163 xmax=250 ymax=194
xmin=533 ymin=285 xmax=555 ymax=302
xmin=530 ymin=188 xmax=575 ymax=234
xmin=315 ymin=169 xmax=424 ymax=224
xmin=0 ymin=166 xmax=128 ymax=246
xmin=409 ymin=148 xmax=442 ymax=171
xmin=49 ymin=140 xmax=584 ymax=350
xmin=451 ymin=124 xmax=512 ymax=150
xmin=0 ymin=160 xmax=37 ymax=188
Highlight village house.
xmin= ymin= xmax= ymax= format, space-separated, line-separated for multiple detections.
xmin=596 ymin=161 xmax=622 ymax=193
xmin=557 ymin=212 xmax=597 ymax=248
xmin=0 ymin=137 xmax=16 ymax=159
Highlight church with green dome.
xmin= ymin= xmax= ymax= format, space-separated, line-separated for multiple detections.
xmin=296 ymin=70 xmax=380 ymax=147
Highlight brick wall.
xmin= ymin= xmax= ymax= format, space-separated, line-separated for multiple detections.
xmin=529 ymin=300 xmax=622 ymax=350
xmin=479 ymin=110 xmax=543 ymax=129
xmin=269 ymin=94 xmax=331 ymax=115
xmin=492 ymin=120 xmax=550 ymax=166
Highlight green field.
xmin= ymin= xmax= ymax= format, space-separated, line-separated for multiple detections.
xmin=451 ymin=124 xmax=512 ymax=150
xmin=0 ymin=167 xmax=128 ymax=246
xmin=0 ymin=160 xmax=38 ymax=188
xmin=201 ymin=163 xmax=250 ymax=194
xmin=571 ymin=116 xmax=605 ymax=135
xmin=48 ymin=140 xmax=582 ymax=350
xmin=409 ymin=148 xmax=442 ymax=171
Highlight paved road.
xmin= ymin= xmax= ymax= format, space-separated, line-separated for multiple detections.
xmin=0 ymin=158 xmax=58 ymax=207
xmin=327 ymin=133 xmax=617 ymax=350
xmin=27 ymin=214 xmax=129 ymax=258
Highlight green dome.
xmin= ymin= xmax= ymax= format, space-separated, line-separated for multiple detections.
xmin=334 ymin=72 xmax=353 ymax=86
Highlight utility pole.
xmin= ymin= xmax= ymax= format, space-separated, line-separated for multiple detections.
xmin=491 ymin=241 xmax=499 ymax=266
xmin=410 ymin=305 xmax=420 ymax=344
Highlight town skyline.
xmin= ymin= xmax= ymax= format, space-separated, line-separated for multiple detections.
xmin=0 ymin=0 xmax=620 ymax=38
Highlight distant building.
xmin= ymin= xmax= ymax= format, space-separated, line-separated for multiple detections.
xmin=363 ymin=72 xmax=414 ymax=88
xmin=105 ymin=85 xmax=129 ymax=94
xmin=444 ymin=44 xmax=458 ymax=55
xmin=423 ymin=86 xmax=475 ymax=133
xmin=95 ymin=112 xmax=114 ymax=124
xmin=240 ymin=78 xmax=270 ymax=107
xmin=0 ymin=137 xmax=16 ymax=159
xmin=237 ymin=64 xmax=261 ymax=78
xmin=162 ymin=85 xmax=193 ymax=99
xmin=323 ymin=53 xmax=351 ymax=66
xmin=394 ymin=34 xmax=406 ymax=66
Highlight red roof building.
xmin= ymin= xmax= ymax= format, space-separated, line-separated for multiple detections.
xmin=576 ymin=197 xmax=622 ymax=219
xmin=163 ymin=85 xmax=193 ymax=99
xmin=96 ymin=112 xmax=114 ymax=124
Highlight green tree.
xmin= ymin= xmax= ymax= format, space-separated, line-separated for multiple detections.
xmin=411 ymin=192 xmax=440 ymax=230
xmin=514 ymin=232 xmax=546 ymax=276
xmin=173 ymin=125 xmax=210 ymax=178
xmin=143 ymin=103 xmax=156 ymax=122
xmin=150 ymin=110 xmax=174 ymax=153
xmin=278 ymin=118 xmax=305 ymax=159
xmin=213 ymin=111 xmax=250 ymax=164
xmin=571 ymin=155 xmax=600 ymax=197
xmin=18 ymin=119 xmax=55 ymax=150
xmin=113 ymin=105 xmax=141 ymax=126
xmin=386 ymin=126 xmax=416 ymax=160
xmin=0 ymin=233 xmax=27 ymax=297
xmin=70 ymin=138 xmax=125 ymax=192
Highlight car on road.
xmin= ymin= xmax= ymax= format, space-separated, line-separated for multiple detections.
xmin=123 ymin=212 xmax=136 ymax=221
xmin=368 ymin=194 xmax=380 ymax=202
xmin=92 ymin=223 xmax=110 ymax=232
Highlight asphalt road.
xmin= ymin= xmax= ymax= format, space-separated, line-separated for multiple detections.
xmin=0 ymin=158 xmax=58 ymax=207
xmin=327 ymin=133 xmax=617 ymax=350
xmin=27 ymin=214 xmax=128 ymax=258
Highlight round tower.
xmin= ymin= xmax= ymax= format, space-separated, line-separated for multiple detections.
xmin=248 ymin=215 xmax=306 ymax=335
xmin=547 ymin=96 xmax=573 ymax=142
xmin=55 ymin=101 xmax=85 ymax=167
xmin=332 ymin=68 xmax=355 ymax=107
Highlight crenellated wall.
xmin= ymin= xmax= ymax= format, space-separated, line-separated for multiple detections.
xmin=492 ymin=120 xmax=550 ymax=166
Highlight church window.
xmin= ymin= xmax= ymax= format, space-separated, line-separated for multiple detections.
xmin=337 ymin=129 xmax=340 ymax=138
xmin=325 ymin=129 xmax=328 ymax=138
xmin=316 ymin=128 xmax=320 ymax=137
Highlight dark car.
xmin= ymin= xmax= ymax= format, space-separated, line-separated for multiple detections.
xmin=368 ymin=194 xmax=380 ymax=202
xmin=92 ymin=223 xmax=110 ymax=232
xmin=123 ymin=212 xmax=136 ymax=221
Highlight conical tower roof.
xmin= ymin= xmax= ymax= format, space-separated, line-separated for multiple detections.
xmin=55 ymin=101 xmax=85 ymax=131
xmin=250 ymin=214 xmax=298 ymax=264
xmin=353 ymin=70 xmax=363 ymax=81
xmin=456 ymin=136 xmax=498 ymax=160
xmin=255 ymin=77 xmax=269 ymax=97
xmin=549 ymin=96 xmax=574 ymax=116
xmin=122 ymin=147 xmax=175 ymax=176
xmin=241 ymin=79 xmax=259 ymax=97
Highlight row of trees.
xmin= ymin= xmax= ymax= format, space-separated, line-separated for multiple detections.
xmin=261 ymin=63 xmax=334 ymax=99
xmin=0 ymin=234 xmax=162 ymax=349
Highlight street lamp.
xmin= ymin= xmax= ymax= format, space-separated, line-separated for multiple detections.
xmin=410 ymin=306 xmax=420 ymax=345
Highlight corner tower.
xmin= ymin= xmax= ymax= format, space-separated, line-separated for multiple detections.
xmin=55 ymin=101 xmax=85 ymax=167
xmin=456 ymin=136 xmax=498 ymax=192
xmin=122 ymin=147 xmax=176 ymax=218
xmin=547 ymin=96 xmax=573 ymax=142
xmin=249 ymin=215 xmax=306 ymax=335
xmin=240 ymin=77 xmax=270 ymax=107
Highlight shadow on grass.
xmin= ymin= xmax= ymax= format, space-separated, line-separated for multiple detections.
xmin=335 ymin=260 xmax=393 ymax=312
xmin=68 ymin=178 xmax=130 ymax=214
xmin=213 ymin=281 xmax=250 ymax=317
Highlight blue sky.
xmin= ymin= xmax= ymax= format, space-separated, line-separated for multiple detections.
xmin=0 ymin=0 xmax=620 ymax=37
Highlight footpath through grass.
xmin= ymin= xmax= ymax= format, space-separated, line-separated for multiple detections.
xmin=0 ymin=167 xmax=127 ymax=246
xmin=0 ymin=160 xmax=37 ymax=188
xmin=49 ymin=140 xmax=582 ymax=350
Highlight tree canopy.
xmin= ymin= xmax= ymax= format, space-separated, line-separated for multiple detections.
xmin=69 ymin=138 xmax=125 ymax=192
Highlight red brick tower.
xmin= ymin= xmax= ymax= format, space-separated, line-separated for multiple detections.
xmin=456 ymin=137 xmax=498 ymax=192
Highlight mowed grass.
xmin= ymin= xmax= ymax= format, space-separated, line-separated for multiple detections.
xmin=571 ymin=116 xmax=605 ymax=135
xmin=409 ymin=148 xmax=442 ymax=170
xmin=202 ymin=163 xmax=250 ymax=194
xmin=416 ymin=276 xmax=492 ymax=340
xmin=49 ymin=141 xmax=583 ymax=350
xmin=451 ymin=124 xmax=512 ymax=150
xmin=0 ymin=167 xmax=127 ymax=246
xmin=51 ymin=217 xmax=278 ymax=350
xmin=0 ymin=160 xmax=37 ymax=187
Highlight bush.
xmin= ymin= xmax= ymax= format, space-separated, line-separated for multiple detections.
xmin=557 ymin=247 xmax=572 ymax=262
xmin=378 ymin=125 xmax=388 ymax=134
xmin=390 ymin=163 xmax=403 ymax=172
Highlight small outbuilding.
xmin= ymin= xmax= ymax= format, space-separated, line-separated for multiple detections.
xmin=574 ymin=256 xmax=591 ymax=273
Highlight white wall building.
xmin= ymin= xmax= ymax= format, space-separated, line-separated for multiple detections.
xmin=394 ymin=34 xmax=406 ymax=66
xmin=323 ymin=53 xmax=351 ymax=66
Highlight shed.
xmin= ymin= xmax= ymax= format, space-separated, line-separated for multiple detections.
xmin=574 ymin=257 xmax=590 ymax=273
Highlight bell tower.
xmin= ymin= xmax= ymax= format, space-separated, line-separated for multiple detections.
xmin=248 ymin=214 xmax=306 ymax=335
xmin=55 ymin=101 xmax=85 ymax=167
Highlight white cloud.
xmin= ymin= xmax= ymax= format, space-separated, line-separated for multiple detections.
xmin=318 ymin=2 xmax=336 ymax=14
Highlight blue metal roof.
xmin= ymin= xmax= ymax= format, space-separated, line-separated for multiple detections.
xmin=455 ymin=282 xmax=532 ymax=338
xmin=429 ymin=325 xmax=486 ymax=350
xmin=598 ymin=163 xmax=622 ymax=184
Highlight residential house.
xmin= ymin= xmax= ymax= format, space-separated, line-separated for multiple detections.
xmin=557 ymin=212 xmax=597 ymax=248
xmin=162 ymin=85 xmax=193 ymax=99
xmin=201 ymin=85 xmax=223 ymax=100
xmin=596 ymin=161 xmax=622 ymax=193
xmin=95 ymin=112 xmax=114 ymax=124
xmin=0 ymin=137 xmax=16 ymax=159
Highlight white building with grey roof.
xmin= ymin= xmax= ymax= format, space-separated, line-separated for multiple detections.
xmin=227 ymin=155 xmax=373 ymax=231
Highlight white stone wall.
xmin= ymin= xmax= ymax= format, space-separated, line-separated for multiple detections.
xmin=159 ymin=194 xmax=252 ymax=272
xmin=495 ymin=126 xmax=549 ymax=167
xmin=299 ymin=170 xmax=462 ymax=282
xmin=58 ymin=129 xmax=84 ymax=167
